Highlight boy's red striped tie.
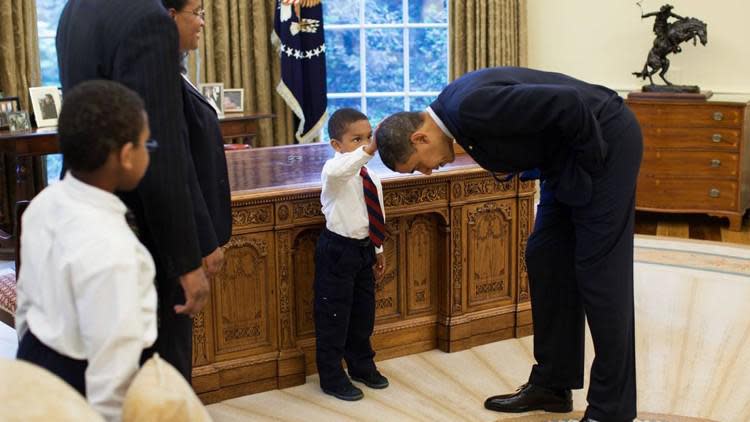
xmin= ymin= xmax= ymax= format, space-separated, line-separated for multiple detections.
xmin=360 ymin=167 xmax=385 ymax=248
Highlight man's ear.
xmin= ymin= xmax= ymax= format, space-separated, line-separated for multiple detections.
xmin=118 ymin=142 xmax=135 ymax=171
xmin=409 ymin=130 xmax=430 ymax=146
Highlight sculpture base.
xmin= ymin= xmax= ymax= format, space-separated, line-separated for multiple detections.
xmin=642 ymin=84 xmax=701 ymax=93
xmin=628 ymin=89 xmax=713 ymax=101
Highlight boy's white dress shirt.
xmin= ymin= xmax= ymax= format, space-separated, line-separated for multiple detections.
xmin=320 ymin=147 xmax=385 ymax=254
xmin=15 ymin=173 xmax=157 ymax=422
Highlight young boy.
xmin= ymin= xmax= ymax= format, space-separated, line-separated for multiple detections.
xmin=15 ymin=80 xmax=157 ymax=421
xmin=315 ymin=108 xmax=389 ymax=401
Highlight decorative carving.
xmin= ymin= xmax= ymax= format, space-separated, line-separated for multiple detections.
xmin=293 ymin=229 xmax=320 ymax=338
xmin=518 ymin=198 xmax=531 ymax=301
xmin=226 ymin=235 xmax=269 ymax=256
xmin=405 ymin=215 xmax=437 ymax=315
xmin=464 ymin=178 xmax=514 ymax=197
xmin=467 ymin=202 xmax=512 ymax=225
xmin=519 ymin=180 xmax=536 ymax=193
xmin=293 ymin=201 xmax=323 ymax=219
xmin=452 ymin=183 xmax=462 ymax=199
xmin=384 ymin=184 xmax=448 ymax=207
xmin=452 ymin=210 xmax=462 ymax=312
xmin=223 ymin=325 xmax=261 ymax=340
xmin=233 ymin=206 xmax=272 ymax=226
xmin=278 ymin=204 xmax=290 ymax=221
xmin=192 ymin=310 xmax=208 ymax=365
xmin=216 ymin=233 xmax=272 ymax=352
xmin=375 ymin=297 xmax=393 ymax=310
xmin=467 ymin=201 xmax=512 ymax=305
xmin=278 ymin=231 xmax=293 ymax=348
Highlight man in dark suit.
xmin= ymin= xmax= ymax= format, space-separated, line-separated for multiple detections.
xmin=376 ymin=67 xmax=642 ymax=422
xmin=56 ymin=0 xmax=215 ymax=380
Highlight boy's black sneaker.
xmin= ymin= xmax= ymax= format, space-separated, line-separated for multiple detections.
xmin=322 ymin=383 xmax=364 ymax=401
xmin=350 ymin=370 xmax=389 ymax=389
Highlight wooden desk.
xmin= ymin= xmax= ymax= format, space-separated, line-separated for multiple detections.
xmin=193 ymin=143 xmax=536 ymax=402
xmin=0 ymin=113 xmax=273 ymax=236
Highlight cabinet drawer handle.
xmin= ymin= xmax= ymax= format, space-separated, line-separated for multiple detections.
xmin=710 ymin=159 xmax=721 ymax=168
xmin=711 ymin=134 xmax=722 ymax=143
xmin=713 ymin=111 xmax=724 ymax=121
xmin=709 ymin=188 xmax=721 ymax=198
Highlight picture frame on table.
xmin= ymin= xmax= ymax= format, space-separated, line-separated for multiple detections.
xmin=198 ymin=83 xmax=224 ymax=116
xmin=8 ymin=110 xmax=31 ymax=133
xmin=222 ymin=89 xmax=244 ymax=113
xmin=0 ymin=96 xmax=20 ymax=130
xmin=29 ymin=86 xmax=62 ymax=128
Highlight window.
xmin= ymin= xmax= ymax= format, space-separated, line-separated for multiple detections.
xmin=36 ymin=0 xmax=66 ymax=183
xmin=323 ymin=0 xmax=449 ymax=140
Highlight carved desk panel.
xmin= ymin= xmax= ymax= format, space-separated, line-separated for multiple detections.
xmin=194 ymin=143 xmax=535 ymax=403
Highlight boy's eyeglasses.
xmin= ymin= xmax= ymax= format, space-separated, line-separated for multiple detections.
xmin=145 ymin=139 xmax=159 ymax=152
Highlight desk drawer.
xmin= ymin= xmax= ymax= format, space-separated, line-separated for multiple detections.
xmin=640 ymin=150 xmax=738 ymax=178
xmin=636 ymin=177 xmax=738 ymax=211
xmin=630 ymin=103 xmax=744 ymax=128
xmin=641 ymin=127 xmax=741 ymax=151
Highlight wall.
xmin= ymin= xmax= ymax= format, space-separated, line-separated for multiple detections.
xmin=526 ymin=0 xmax=750 ymax=95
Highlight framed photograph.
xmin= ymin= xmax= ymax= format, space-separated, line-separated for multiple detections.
xmin=198 ymin=83 xmax=224 ymax=116
xmin=29 ymin=86 xmax=62 ymax=128
xmin=8 ymin=110 xmax=31 ymax=132
xmin=222 ymin=89 xmax=244 ymax=113
xmin=0 ymin=97 xmax=20 ymax=130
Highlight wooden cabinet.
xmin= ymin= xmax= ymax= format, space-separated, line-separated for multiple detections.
xmin=193 ymin=144 xmax=535 ymax=402
xmin=627 ymin=98 xmax=750 ymax=230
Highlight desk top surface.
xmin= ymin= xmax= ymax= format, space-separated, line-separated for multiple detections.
xmin=228 ymin=143 xmax=488 ymax=199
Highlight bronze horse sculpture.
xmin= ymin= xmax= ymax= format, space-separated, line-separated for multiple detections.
xmin=633 ymin=17 xmax=707 ymax=86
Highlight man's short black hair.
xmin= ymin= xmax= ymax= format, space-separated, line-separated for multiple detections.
xmin=58 ymin=80 xmax=146 ymax=172
xmin=375 ymin=111 xmax=423 ymax=171
xmin=327 ymin=107 xmax=368 ymax=141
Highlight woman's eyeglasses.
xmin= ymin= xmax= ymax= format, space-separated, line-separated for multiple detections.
xmin=185 ymin=7 xmax=205 ymax=19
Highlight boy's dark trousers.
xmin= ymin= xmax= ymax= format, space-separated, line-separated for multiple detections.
xmin=314 ymin=228 xmax=377 ymax=390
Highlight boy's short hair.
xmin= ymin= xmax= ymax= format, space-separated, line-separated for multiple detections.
xmin=327 ymin=108 xmax=368 ymax=141
xmin=58 ymin=80 xmax=146 ymax=172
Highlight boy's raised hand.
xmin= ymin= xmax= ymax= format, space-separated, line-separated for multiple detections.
xmin=364 ymin=124 xmax=379 ymax=156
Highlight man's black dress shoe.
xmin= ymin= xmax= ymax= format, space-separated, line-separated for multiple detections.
xmin=484 ymin=383 xmax=572 ymax=413
xmin=579 ymin=418 xmax=601 ymax=422
xmin=322 ymin=383 xmax=364 ymax=401
xmin=349 ymin=370 xmax=389 ymax=389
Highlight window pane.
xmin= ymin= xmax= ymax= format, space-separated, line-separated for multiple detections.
xmin=366 ymin=96 xmax=404 ymax=126
xmin=323 ymin=0 xmax=360 ymax=24
xmin=36 ymin=0 xmax=66 ymax=37
xmin=46 ymin=155 xmax=63 ymax=184
xmin=409 ymin=95 xmax=436 ymax=111
xmin=324 ymin=97 xmax=362 ymax=141
xmin=39 ymin=37 xmax=60 ymax=87
xmin=365 ymin=0 xmax=402 ymax=24
xmin=366 ymin=29 xmax=403 ymax=92
xmin=326 ymin=29 xmax=360 ymax=93
xmin=409 ymin=0 xmax=447 ymax=23
xmin=409 ymin=28 xmax=447 ymax=92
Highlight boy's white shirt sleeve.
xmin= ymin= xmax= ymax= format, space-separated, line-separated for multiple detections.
xmin=372 ymin=171 xmax=386 ymax=255
xmin=322 ymin=146 xmax=373 ymax=182
xmin=72 ymin=245 xmax=147 ymax=422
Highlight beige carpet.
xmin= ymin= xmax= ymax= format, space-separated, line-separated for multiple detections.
xmin=207 ymin=236 xmax=750 ymax=422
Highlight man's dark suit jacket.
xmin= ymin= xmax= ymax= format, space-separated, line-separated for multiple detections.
xmin=56 ymin=0 xmax=202 ymax=278
xmin=430 ymin=67 xmax=626 ymax=207
xmin=182 ymin=77 xmax=232 ymax=255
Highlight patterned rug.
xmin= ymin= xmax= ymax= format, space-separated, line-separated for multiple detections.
xmin=498 ymin=411 xmax=716 ymax=422
xmin=207 ymin=236 xmax=750 ymax=422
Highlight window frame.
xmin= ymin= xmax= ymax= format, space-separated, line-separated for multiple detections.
xmin=325 ymin=0 xmax=450 ymax=114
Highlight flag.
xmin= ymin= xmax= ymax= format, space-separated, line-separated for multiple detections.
xmin=272 ymin=0 xmax=328 ymax=143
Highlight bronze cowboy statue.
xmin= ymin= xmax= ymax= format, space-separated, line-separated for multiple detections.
xmin=633 ymin=4 xmax=707 ymax=92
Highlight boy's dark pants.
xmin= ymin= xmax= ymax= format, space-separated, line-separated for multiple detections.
xmin=314 ymin=228 xmax=377 ymax=390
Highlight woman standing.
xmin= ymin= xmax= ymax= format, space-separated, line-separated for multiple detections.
xmin=163 ymin=0 xmax=232 ymax=302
